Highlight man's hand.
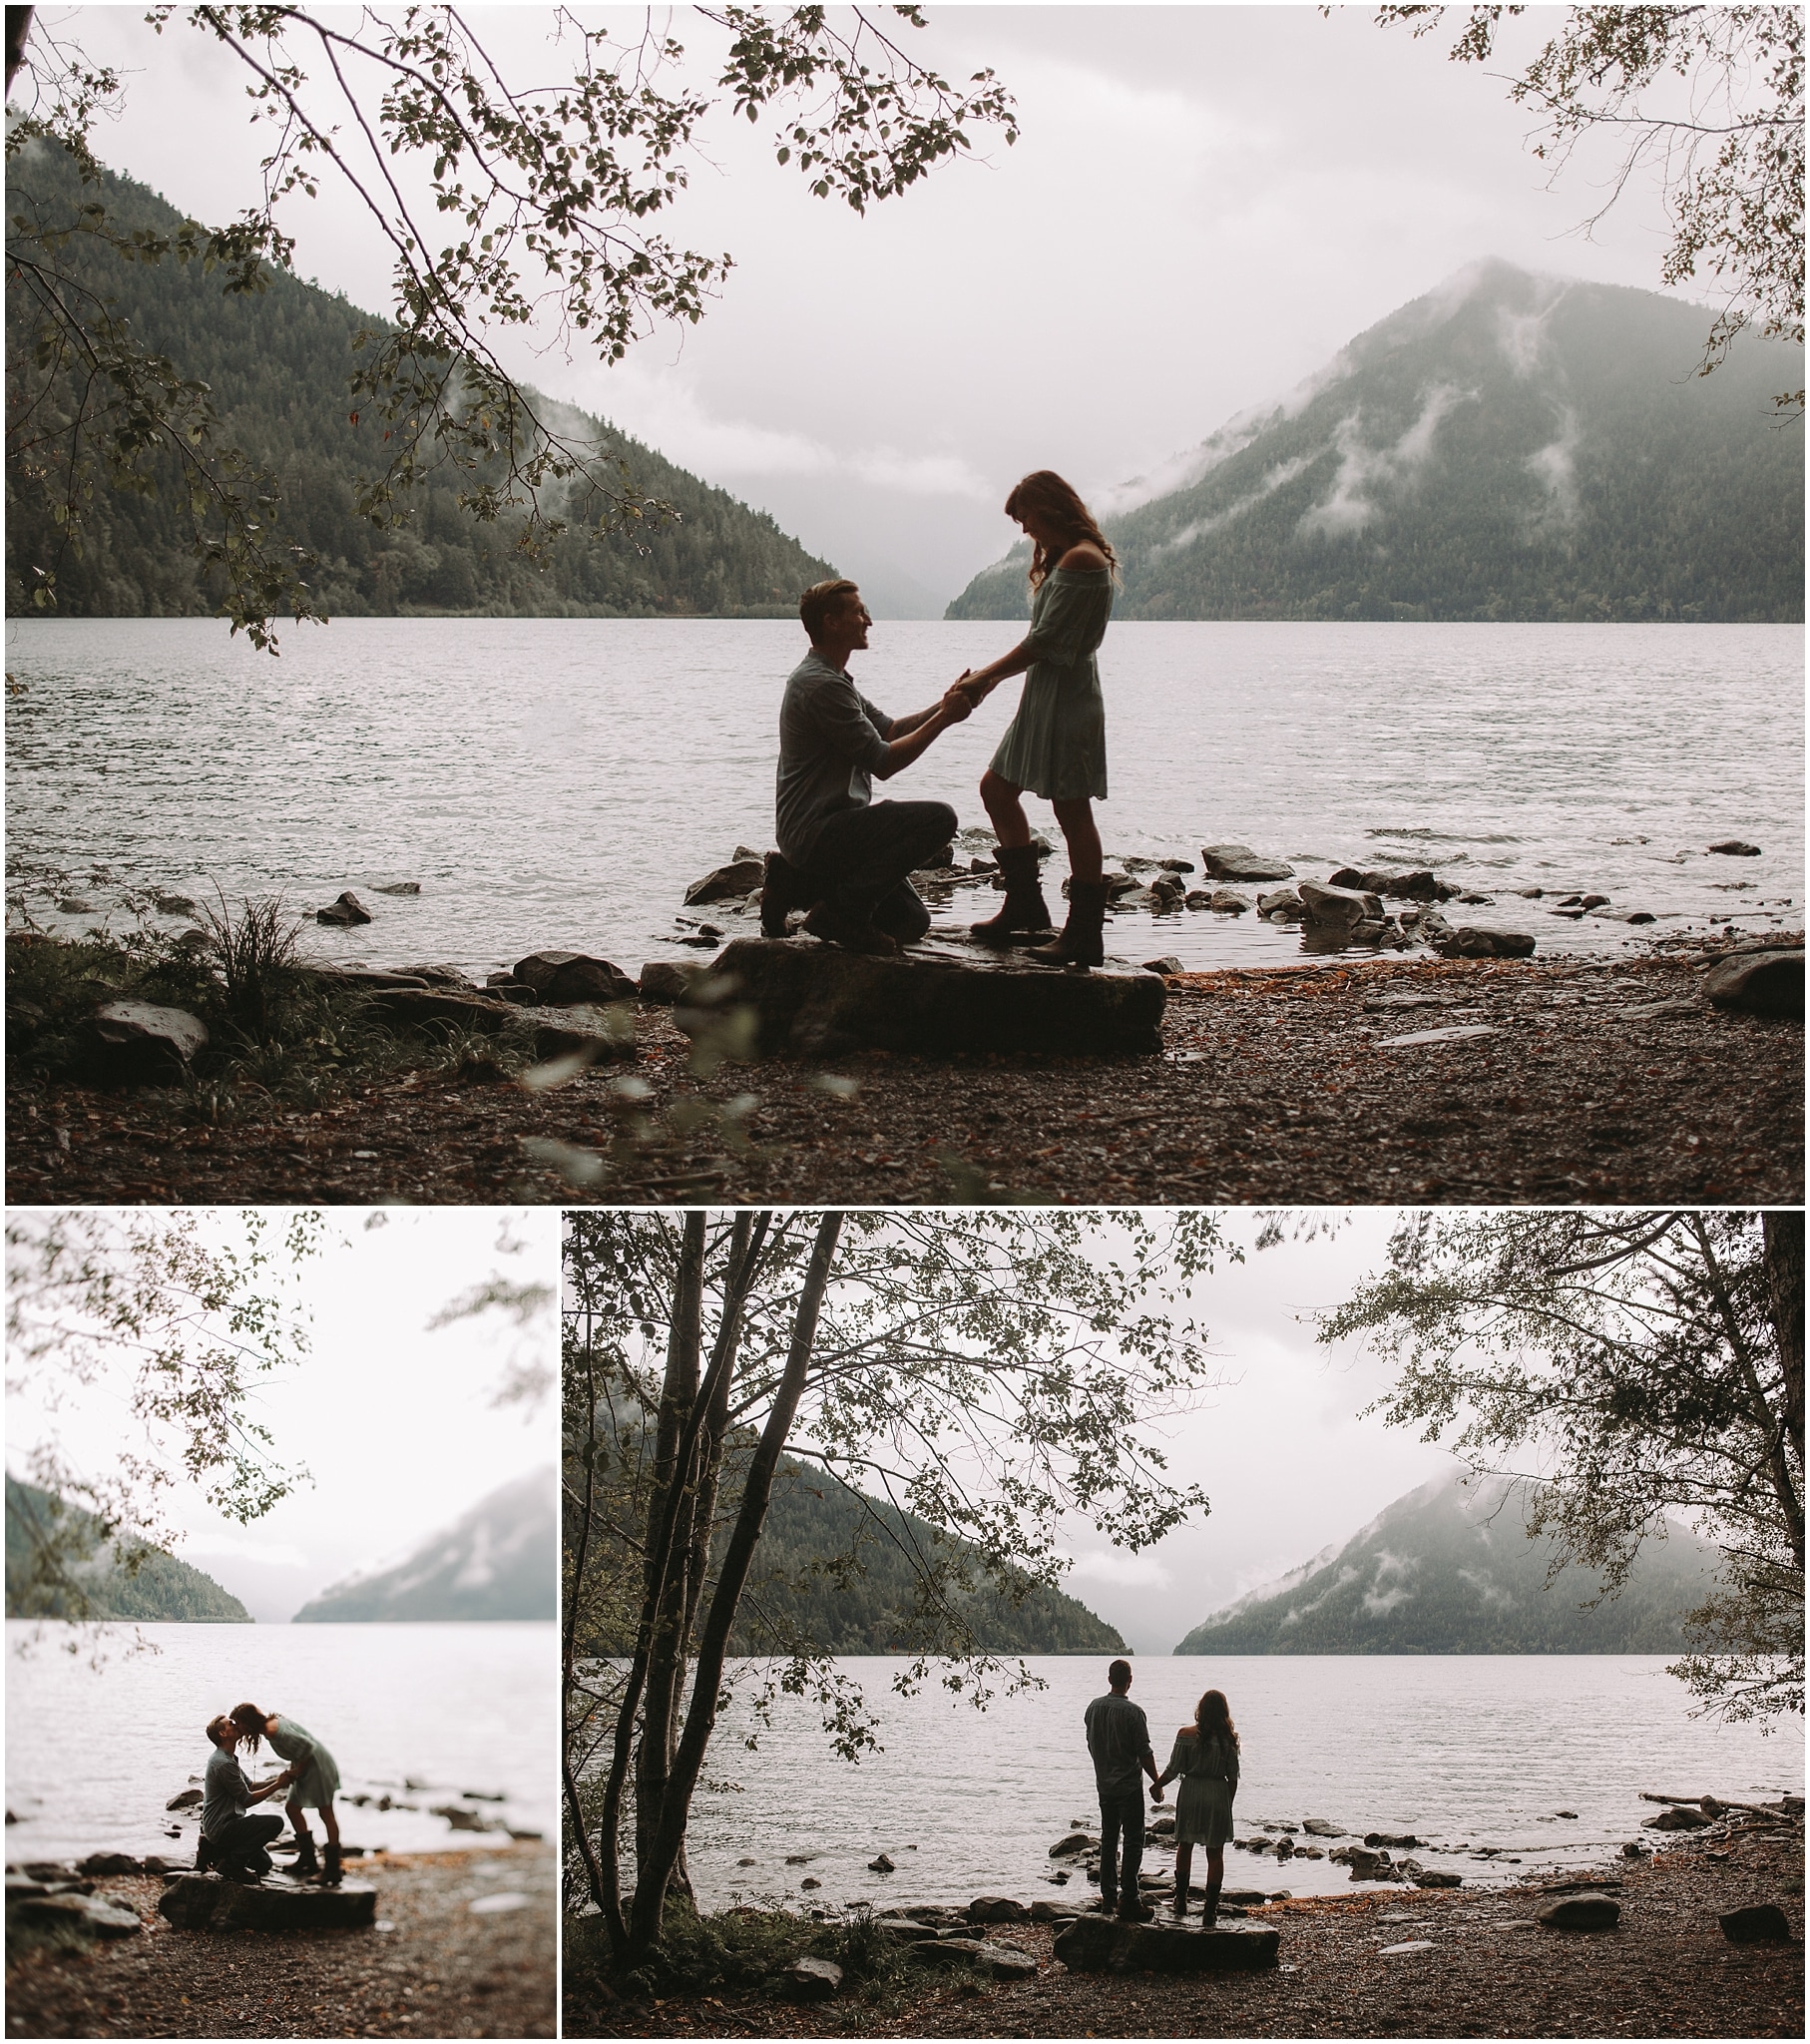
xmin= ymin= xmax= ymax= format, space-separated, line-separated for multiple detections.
xmin=940 ymin=684 xmax=973 ymax=723
xmin=1150 ymin=1784 xmax=1165 ymax=1804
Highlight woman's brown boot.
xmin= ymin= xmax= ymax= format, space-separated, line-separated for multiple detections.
xmin=1202 ymin=1880 xmax=1221 ymax=1929
xmin=319 ymin=1843 xmax=344 ymax=1888
xmin=970 ymin=844 xmax=1054 ymax=945
xmin=288 ymin=1830 xmax=319 ymax=1878
xmin=1030 ymin=879 xmax=1110 ymax=969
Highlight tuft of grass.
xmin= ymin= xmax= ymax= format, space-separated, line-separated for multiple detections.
xmin=196 ymin=890 xmax=306 ymax=1036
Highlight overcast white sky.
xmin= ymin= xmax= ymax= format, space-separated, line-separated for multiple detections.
xmin=28 ymin=2 xmax=1694 ymax=610
xmin=7 ymin=1210 xmax=559 ymax=1622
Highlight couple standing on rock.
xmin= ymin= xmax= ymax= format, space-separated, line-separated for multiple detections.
xmin=1086 ymin=1658 xmax=1240 ymax=1929
xmin=198 ymin=1703 xmax=344 ymax=1888
xmin=764 ymin=470 xmax=1119 ymax=968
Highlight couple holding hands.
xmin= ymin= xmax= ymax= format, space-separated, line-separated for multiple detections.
xmin=766 ymin=469 xmax=1119 ymax=969
xmin=198 ymin=1701 xmax=344 ymax=1887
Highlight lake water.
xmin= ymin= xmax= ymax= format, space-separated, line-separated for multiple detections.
xmin=6 ymin=618 xmax=1801 ymax=978
xmin=5 ymin=1621 xmax=557 ymax=1863
xmin=621 ymin=1655 xmax=1804 ymax=1911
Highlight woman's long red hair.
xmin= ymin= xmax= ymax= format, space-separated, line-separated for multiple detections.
xmin=1005 ymin=470 xmax=1119 ymax=590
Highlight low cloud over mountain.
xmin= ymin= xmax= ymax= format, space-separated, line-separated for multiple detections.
xmin=1173 ymin=1470 xmax=1717 ymax=1656
xmin=950 ymin=259 xmax=1802 ymax=624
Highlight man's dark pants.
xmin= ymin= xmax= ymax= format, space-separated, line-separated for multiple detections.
xmin=204 ymin=1812 xmax=282 ymax=1876
xmin=806 ymin=798 xmax=956 ymax=937
xmin=1097 ymin=1784 xmax=1145 ymax=1909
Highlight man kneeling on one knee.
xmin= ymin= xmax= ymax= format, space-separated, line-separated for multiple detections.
xmin=198 ymin=1712 xmax=286 ymax=1885
xmin=766 ymin=578 xmax=972 ymax=955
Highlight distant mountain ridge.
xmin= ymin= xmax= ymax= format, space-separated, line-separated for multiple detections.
xmin=5 ymin=142 xmax=835 ymax=620
xmin=293 ymin=1471 xmax=554 ymax=1622
xmin=4 ymin=1474 xmax=251 ymax=1622
xmin=1173 ymin=1470 xmax=1717 ymax=1656
xmin=949 ymin=259 xmax=1802 ymax=623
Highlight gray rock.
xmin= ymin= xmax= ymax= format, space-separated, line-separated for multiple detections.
xmin=373 ymin=881 xmax=421 ymax=895
xmin=1642 ymin=1803 xmax=1710 ymax=1830
xmin=1142 ymin=955 xmax=1183 ymax=976
xmin=1365 ymin=1834 xmax=1420 ymax=1849
xmin=1377 ymin=1023 xmax=1501 ymax=1049
xmin=13 ymin=1891 xmax=144 ymax=1939
xmin=1708 ymin=840 xmax=1762 ymax=856
xmin=779 ymin=1954 xmax=843 ymax=2001
xmin=532 ymin=1004 xmax=637 ymax=1062
xmin=869 ymin=1853 xmax=896 ymax=1873
xmin=1030 ymin=1899 xmax=1085 ymax=1923
xmin=1202 ymin=844 xmax=1294 ymax=883
xmin=1053 ymin=1914 xmax=1280 ymax=1974
xmin=1256 ymin=888 xmax=1303 ymax=920
xmin=1431 ymin=925 xmax=1538 ymax=960
xmin=685 ymin=858 xmax=765 ymax=907
xmin=512 ymin=951 xmax=637 ymax=1006
xmin=1718 ymin=1903 xmax=1792 ymax=1943
xmin=157 ymin=1872 xmax=377 ymax=1931
xmin=910 ymin=1938 xmax=1035 ymax=1979
xmin=1049 ymin=1833 xmax=1096 ymax=1859
xmin=1701 ymin=947 xmax=1803 ymax=1019
xmin=1536 ymin=1891 xmax=1620 ymax=1930
xmin=77 ymin=1852 xmax=144 ymax=1876
xmin=87 ymin=1000 xmax=209 ymax=1082
xmin=1413 ymin=1870 xmax=1463 ymax=1889
xmin=1299 ymin=879 xmax=1384 ymax=928
xmin=316 ymin=890 xmax=372 ymax=926
xmin=365 ymin=987 xmax=517 ymax=1036
xmin=704 ymin=936 xmax=1165 ymax=1058
xmin=968 ymin=1895 xmax=1030 ymax=1923
xmin=875 ymin=1916 xmax=941 ymax=1943
xmin=1205 ymin=889 xmax=1251 ymax=913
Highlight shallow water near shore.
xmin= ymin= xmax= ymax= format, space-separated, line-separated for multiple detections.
xmin=5 ymin=618 xmax=1801 ymax=979
xmin=4 ymin=1621 xmax=557 ymax=1862
xmin=612 ymin=1655 xmax=1803 ymax=1913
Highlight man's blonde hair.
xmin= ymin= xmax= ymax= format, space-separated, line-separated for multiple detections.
xmin=800 ymin=578 xmax=861 ymax=642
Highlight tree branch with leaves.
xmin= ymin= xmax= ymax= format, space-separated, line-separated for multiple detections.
xmin=562 ymin=1208 xmax=1231 ymax=1974
xmin=1322 ymin=1207 xmax=1804 ymax=1723
xmin=1372 ymin=5 xmax=1804 ymax=413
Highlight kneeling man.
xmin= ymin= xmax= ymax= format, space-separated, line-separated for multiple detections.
xmin=767 ymin=579 xmax=972 ymax=954
xmin=199 ymin=1712 xmax=286 ymax=1885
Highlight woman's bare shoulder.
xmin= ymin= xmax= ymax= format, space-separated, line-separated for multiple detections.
xmin=1177 ymin=1723 xmax=1197 ymax=1737
xmin=1059 ymin=541 xmax=1110 ymax=572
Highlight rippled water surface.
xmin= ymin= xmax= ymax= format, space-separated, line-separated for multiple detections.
xmin=5 ymin=618 xmax=1801 ymax=976
xmin=5 ymin=1621 xmax=557 ymax=1861
xmin=636 ymin=1655 xmax=1803 ymax=1910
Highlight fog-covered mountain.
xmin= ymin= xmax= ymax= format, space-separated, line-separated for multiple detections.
xmin=1173 ymin=1471 xmax=1716 ymax=1656
xmin=4 ymin=1475 xmax=251 ymax=1622
xmin=949 ymin=259 xmax=1802 ymax=623
xmin=293 ymin=1471 xmax=554 ymax=1622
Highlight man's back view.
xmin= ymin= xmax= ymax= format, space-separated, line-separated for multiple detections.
xmin=1084 ymin=1658 xmax=1159 ymax=1920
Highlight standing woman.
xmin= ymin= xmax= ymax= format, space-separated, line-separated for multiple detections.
xmin=229 ymin=1702 xmax=345 ymax=1885
xmin=1152 ymin=1688 xmax=1240 ymax=1926
xmin=958 ymin=471 xmax=1119 ymax=967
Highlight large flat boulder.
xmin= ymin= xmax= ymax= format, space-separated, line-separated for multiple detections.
xmin=11 ymin=1891 xmax=144 ymax=1938
xmin=86 ymin=1000 xmax=209 ymax=1081
xmin=698 ymin=935 xmax=1165 ymax=1057
xmin=157 ymin=1872 xmax=377 ymax=1932
xmin=1701 ymin=947 xmax=1803 ymax=1019
xmin=1053 ymin=1914 xmax=1279 ymax=1973
xmin=1202 ymin=843 xmax=1294 ymax=882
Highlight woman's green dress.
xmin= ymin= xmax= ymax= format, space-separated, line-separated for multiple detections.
xmin=988 ymin=566 xmax=1114 ymax=800
xmin=267 ymin=1716 xmax=340 ymax=1810
xmin=1165 ymin=1728 xmax=1238 ymax=1847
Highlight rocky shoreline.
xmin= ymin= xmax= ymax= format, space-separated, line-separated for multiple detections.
xmin=4 ymin=1840 xmax=555 ymax=2038
xmin=568 ymin=1801 xmax=1803 ymax=2039
xmin=9 ymin=936 xmax=1801 ymax=1206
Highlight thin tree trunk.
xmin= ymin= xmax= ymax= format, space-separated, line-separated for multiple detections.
xmin=627 ymin=1212 xmax=843 ymax=1957
xmin=561 ymin=1339 xmax=608 ymax=1913
xmin=1764 ymin=1211 xmax=1805 ymax=1473
xmin=6 ymin=9 xmax=33 ymax=94
xmin=635 ymin=1217 xmax=705 ymax=1877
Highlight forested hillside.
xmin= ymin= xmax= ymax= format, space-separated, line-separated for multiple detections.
xmin=1173 ymin=1472 xmax=1715 ymax=1656
xmin=5 ymin=142 xmax=834 ymax=621
xmin=571 ymin=1451 xmax=1125 ymax=1658
xmin=950 ymin=260 xmax=1802 ymax=623
xmin=4 ymin=1475 xmax=251 ymax=1621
